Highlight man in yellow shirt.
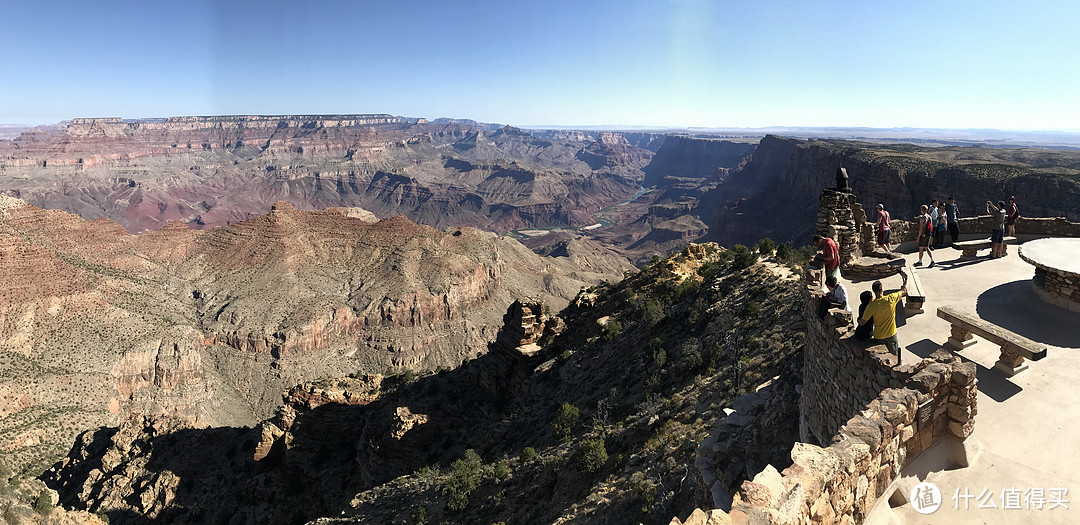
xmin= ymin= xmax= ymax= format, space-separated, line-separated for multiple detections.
xmin=858 ymin=270 xmax=909 ymax=365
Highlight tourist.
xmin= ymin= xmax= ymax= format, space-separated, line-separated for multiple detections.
xmin=858 ymin=270 xmax=909 ymax=365
xmin=988 ymin=200 xmax=1007 ymax=258
xmin=825 ymin=275 xmax=849 ymax=310
xmin=1004 ymin=196 xmax=1019 ymax=255
xmin=854 ymin=290 xmax=874 ymax=342
xmin=915 ymin=205 xmax=935 ymax=267
xmin=946 ymin=196 xmax=960 ymax=244
xmin=814 ymin=234 xmax=840 ymax=282
xmin=818 ymin=275 xmax=849 ymax=318
xmin=875 ymin=204 xmax=891 ymax=252
xmin=935 ymin=202 xmax=948 ymax=248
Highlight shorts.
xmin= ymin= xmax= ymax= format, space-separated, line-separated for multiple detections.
xmin=878 ymin=229 xmax=891 ymax=245
xmin=918 ymin=234 xmax=931 ymax=248
xmin=991 ymin=229 xmax=1004 ymax=244
xmin=1006 ymin=217 xmax=1016 ymax=226
xmin=826 ymin=266 xmax=840 ymax=281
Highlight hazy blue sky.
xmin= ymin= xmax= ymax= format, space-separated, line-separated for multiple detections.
xmin=1 ymin=0 xmax=1077 ymax=129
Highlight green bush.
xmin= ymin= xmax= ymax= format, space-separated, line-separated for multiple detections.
xmin=492 ymin=460 xmax=511 ymax=482
xmin=756 ymin=238 xmax=776 ymax=256
xmin=573 ymin=438 xmax=608 ymax=473
xmin=413 ymin=506 xmax=429 ymax=524
xmin=33 ymin=489 xmax=52 ymax=515
xmin=601 ymin=320 xmax=622 ymax=341
xmin=739 ymin=300 xmax=760 ymax=319
xmin=552 ymin=403 xmax=580 ymax=442
xmin=520 ymin=446 xmax=537 ymax=463
xmin=730 ymin=244 xmax=758 ymax=271
xmin=775 ymin=243 xmax=792 ymax=262
xmin=445 ymin=449 xmax=484 ymax=511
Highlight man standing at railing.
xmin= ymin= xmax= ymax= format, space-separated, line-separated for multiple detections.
xmin=946 ymin=196 xmax=960 ymax=245
xmin=988 ymin=200 xmax=1007 ymax=259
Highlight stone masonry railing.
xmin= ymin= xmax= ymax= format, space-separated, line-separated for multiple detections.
xmin=883 ymin=215 xmax=1080 ymax=244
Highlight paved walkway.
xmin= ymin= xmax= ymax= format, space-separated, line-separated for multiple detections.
xmin=844 ymin=242 xmax=1080 ymax=524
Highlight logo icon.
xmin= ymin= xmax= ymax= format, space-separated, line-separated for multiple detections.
xmin=911 ymin=481 xmax=942 ymax=514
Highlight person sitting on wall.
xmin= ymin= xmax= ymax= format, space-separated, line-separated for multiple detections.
xmin=858 ymin=269 xmax=908 ymax=366
xmin=854 ymin=290 xmax=874 ymax=341
xmin=819 ymin=275 xmax=850 ymax=318
xmin=814 ymin=234 xmax=841 ymax=283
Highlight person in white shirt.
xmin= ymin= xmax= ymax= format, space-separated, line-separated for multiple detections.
xmin=824 ymin=275 xmax=850 ymax=311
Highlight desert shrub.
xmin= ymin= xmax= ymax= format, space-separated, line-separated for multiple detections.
xmin=413 ymin=506 xmax=429 ymax=525
xmin=552 ymin=403 xmax=580 ymax=443
xmin=739 ymin=300 xmax=761 ymax=319
xmin=445 ymin=449 xmax=484 ymax=511
xmin=33 ymin=489 xmax=52 ymax=515
xmin=730 ymin=244 xmax=758 ymax=271
xmin=573 ymin=438 xmax=608 ymax=473
xmin=520 ymin=447 xmax=537 ymax=463
xmin=640 ymin=298 xmax=664 ymax=324
xmin=774 ymin=243 xmax=792 ymax=262
xmin=673 ymin=278 xmax=700 ymax=303
xmin=520 ymin=445 xmax=537 ymax=462
xmin=492 ymin=460 xmax=511 ymax=482
xmin=601 ymin=320 xmax=622 ymax=341
xmin=756 ymin=237 xmax=776 ymax=256
xmin=679 ymin=337 xmax=703 ymax=372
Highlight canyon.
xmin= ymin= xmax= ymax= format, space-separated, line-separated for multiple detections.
xmin=4 ymin=114 xmax=1080 ymax=523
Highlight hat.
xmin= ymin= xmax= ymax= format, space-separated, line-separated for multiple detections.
xmin=876 ymin=203 xmax=883 ymax=210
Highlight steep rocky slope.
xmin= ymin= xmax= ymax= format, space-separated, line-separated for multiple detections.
xmin=0 ymin=116 xmax=649 ymax=235
xmin=44 ymin=244 xmax=810 ymax=525
xmin=0 ymin=195 xmax=631 ymax=482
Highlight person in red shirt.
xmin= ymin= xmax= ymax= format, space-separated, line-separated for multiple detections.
xmin=814 ymin=234 xmax=840 ymax=282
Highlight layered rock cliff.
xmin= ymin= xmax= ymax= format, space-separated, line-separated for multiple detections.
xmin=0 ymin=116 xmax=646 ymax=235
xmin=0 ymin=195 xmax=633 ymax=479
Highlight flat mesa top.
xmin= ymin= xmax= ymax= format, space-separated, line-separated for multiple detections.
xmin=1019 ymin=238 xmax=1080 ymax=277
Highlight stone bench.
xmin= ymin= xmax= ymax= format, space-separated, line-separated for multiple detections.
xmin=937 ymin=306 xmax=1047 ymax=377
xmin=905 ymin=268 xmax=925 ymax=313
xmin=952 ymin=236 xmax=1016 ymax=258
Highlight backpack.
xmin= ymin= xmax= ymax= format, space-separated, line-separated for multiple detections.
xmin=924 ymin=214 xmax=933 ymax=233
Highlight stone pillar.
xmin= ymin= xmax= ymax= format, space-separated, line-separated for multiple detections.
xmin=945 ymin=325 xmax=977 ymax=350
xmin=993 ymin=345 xmax=1029 ymax=377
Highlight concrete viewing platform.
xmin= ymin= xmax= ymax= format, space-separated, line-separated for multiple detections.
xmin=839 ymin=242 xmax=1080 ymax=524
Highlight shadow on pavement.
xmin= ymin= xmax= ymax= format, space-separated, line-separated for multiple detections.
xmin=976 ymin=280 xmax=1080 ymax=348
xmin=906 ymin=337 xmax=1023 ymax=403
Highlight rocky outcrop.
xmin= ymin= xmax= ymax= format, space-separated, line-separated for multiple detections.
xmin=254 ymin=375 xmax=383 ymax=461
